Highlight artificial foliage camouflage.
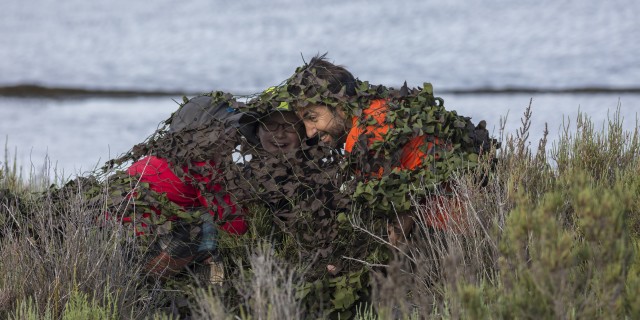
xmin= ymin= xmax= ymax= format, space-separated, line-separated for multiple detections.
xmin=246 ymin=58 xmax=494 ymax=215
xmin=235 ymin=59 xmax=496 ymax=315
xmin=42 ymin=60 xmax=497 ymax=317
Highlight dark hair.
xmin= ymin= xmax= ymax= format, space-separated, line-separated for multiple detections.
xmin=304 ymin=53 xmax=357 ymax=97
xmin=280 ymin=53 xmax=360 ymax=115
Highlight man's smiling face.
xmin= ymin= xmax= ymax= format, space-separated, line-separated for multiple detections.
xmin=297 ymin=104 xmax=349 ymax=148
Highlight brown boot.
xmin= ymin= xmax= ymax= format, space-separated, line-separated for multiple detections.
xmin=144 ymin=251 xmax=195 ymax=280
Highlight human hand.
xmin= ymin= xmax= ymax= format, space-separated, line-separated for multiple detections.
xmin=327 ymin=264 xmax=339 ymax=275
xmin=387 ymin=214 xmax=414 ymax=246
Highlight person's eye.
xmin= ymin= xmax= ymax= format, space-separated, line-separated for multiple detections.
xmin=302 ymin=112 xmax=318 ymax=122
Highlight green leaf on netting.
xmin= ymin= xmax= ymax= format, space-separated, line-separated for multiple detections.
xmin=425 ymin=125 xmax=435 ymax=134
xmin=423 ymin=83 xmax=434 ymax=95
xmin=453 ymin=119 xmax=467 ymax=128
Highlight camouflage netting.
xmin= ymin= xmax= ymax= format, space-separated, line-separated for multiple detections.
xmin=246 ymin=60 xmax=493 ymax=214
xmin=50 ymin=61 xmax=497 ymax=317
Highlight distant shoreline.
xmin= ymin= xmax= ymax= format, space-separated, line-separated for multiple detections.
xmin=0 ymin=85 xmax=194 ymax=99
xmin=1 ymin=84 xmax=640 ymax=99
xmin=443 ymin=87 xmax=640 ymax=95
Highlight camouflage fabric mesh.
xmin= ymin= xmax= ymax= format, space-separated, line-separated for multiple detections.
xmin=67 ymin=60 xmax=497 ymax=316
xmin=245 ymin=58 xmax=490 ymax=214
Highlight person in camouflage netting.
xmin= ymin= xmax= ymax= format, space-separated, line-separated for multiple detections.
xmin=41 ymin=54 xmax=497 ymax=318
xmin=97 ymin=89 xmax=374 ymax=318
xmin=239 ymin=53 xmax=499 ymax=318
xmin=69 ymin=92 xmax=311 ymax=283
xmin=250 ymin=53 xmax=498 ymax=229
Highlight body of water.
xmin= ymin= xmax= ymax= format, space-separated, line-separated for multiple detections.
xmin=2 ymin=93 xmax=636 ymax=177
xmin=1 ymin=0 xmax=638 ymax=176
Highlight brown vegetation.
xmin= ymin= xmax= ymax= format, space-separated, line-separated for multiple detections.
xmin=1 ymin=102 xmax=639 ymax=319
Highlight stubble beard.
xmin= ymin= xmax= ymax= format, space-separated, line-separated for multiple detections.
xmin=322 ymin=111 xmax=350 ymax=148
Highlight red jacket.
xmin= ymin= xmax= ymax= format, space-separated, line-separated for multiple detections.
xmin=125 ymin=156 xmax=247 ymax=235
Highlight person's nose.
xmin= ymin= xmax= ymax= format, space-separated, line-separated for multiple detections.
xmin=305 ymin=125 xmax=317 ymax=138
xmin=272 ymin=128 xmax=286 ymax=138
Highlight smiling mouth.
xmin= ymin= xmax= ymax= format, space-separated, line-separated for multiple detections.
xmin=271 ymin=141 xmax=289 ymax=149
xmin=319 ymin=133 xmax=332 ymax=143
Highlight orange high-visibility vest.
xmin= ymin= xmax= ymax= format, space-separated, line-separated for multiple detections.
xmin=344 ymin=99 xmax=462 ymax=231
xmin=344 ymin=99 xmax=442 ymax=171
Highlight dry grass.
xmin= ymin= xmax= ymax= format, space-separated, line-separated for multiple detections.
xmin=2 ymin=102 xmax=640 ymax=319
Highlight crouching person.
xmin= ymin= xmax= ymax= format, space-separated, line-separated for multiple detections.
xmin=107 ymin=92 xmax=307 ymax=283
